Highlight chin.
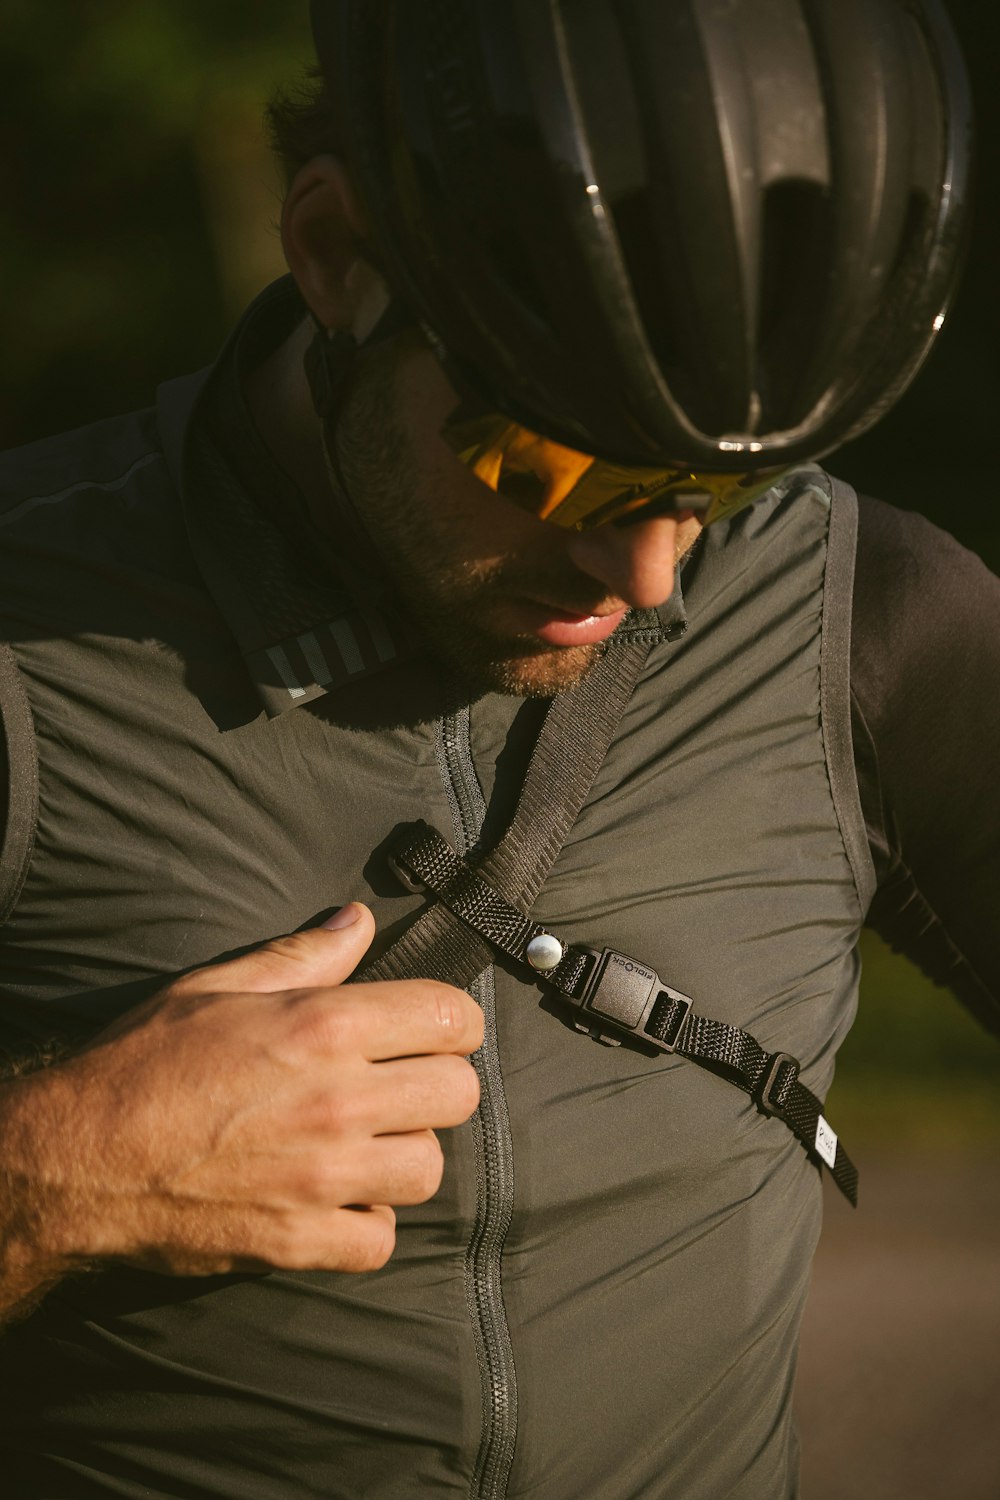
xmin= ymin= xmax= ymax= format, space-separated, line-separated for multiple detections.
xmin=450 ymin=640 xmax=603 ymax=698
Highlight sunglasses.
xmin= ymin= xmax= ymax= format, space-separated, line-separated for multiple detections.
xmin=441 ymin=407 xmax=787 ymax=531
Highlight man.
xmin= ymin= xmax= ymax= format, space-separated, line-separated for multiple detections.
xmin=0 ymin=2 xmax=996 ymax=1496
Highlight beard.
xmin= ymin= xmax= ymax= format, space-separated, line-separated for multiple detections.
xmin=328 ymin=345 xmax=608 ymax=698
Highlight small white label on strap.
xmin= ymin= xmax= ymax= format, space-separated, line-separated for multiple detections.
xmin=815 ymin=1116 xmax=838 ymax=1170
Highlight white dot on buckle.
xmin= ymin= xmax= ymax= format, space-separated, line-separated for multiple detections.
xmin=526 ymin=934 xmax=564 ymax=973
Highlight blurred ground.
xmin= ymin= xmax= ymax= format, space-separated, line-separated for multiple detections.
xmin=797 ymin=1151 xmax=1000 ymax=1500
xmin=794 ymin=936 xmax=1000 ymax=1496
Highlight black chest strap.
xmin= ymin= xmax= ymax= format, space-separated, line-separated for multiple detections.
xmin=358 ymin=627 xmax=660 ymax=987
xmin=358 ymin=623 xmax=859 ymax=1208
xmin=389 ymin=820 xmax=858 ymax=1206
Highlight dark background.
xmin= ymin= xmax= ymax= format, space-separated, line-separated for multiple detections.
xmin=0 ymin=1 xmax=997 ymax=572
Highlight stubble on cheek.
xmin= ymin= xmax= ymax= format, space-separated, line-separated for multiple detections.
xmin=330 ymin=357 xmax=606 ymax=697
xmin=372 ymin=524 xmax=605 ymax=697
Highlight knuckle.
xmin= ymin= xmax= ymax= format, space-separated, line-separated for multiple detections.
xmin=162 ymin=969 xmax=214 ymax=1006
xmin=291 ymin=998 xmax=354 ymax=1056
xmin=348 ymin=1210 xmax=397 ymax=1272
xmin=425 ymin=982 xmax=480 ymax=1044
xmin=265 ymin=1205 xmax=398 ymax=1274
xmin=455 ymin=1058 xmax=481 ymax=1116
xmin=311 ymin=1089 xmax=360 ymax=1139
xmin=254 ymin=931 xmax=323 ymax=978
xmin=297 ymin=1156 xmax=346 ymax=1206
xmin=408 ymin=1132 xmax=445 ymax=1200
xmin=261 ymin=1218 xmax=311 ymax=1270
xmin=433 ymin=1053 xmax=481 ymax=1119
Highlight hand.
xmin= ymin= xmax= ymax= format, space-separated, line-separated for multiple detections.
xmin=0 ymin=904 xmax=482 ymax=1311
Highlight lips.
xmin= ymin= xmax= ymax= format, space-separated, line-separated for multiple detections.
xmin=507 ymin=597 xmax=629 ymax=647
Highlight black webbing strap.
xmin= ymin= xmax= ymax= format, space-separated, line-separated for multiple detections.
xmin=357 ymin=632 xmax=655 ymax=986
xmin=389 ymin=821 xmax=859 ymax=1206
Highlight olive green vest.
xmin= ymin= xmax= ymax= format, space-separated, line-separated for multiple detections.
xmin=0 ymin=379 xmax=871 ymax=1497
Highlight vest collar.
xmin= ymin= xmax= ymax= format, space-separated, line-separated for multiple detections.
xmin=156 ymin=278 xmax=686 ymax=719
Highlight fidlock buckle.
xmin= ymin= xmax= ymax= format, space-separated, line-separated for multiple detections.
xmin=571 ymin=947 xmax=693 ymax=1054
xmin=756 ymin=1051 xmax=800 ymax=1117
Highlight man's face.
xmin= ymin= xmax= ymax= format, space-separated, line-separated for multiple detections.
xmin=331 ymin=335 xmax=700 ymax=697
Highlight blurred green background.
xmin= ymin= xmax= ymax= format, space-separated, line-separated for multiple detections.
xmin=0 ymin=2 xmax=997 ymax=1145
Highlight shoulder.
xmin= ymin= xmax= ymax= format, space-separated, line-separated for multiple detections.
xmin=0 ymin=406 xmax=196 ymax=646
xmin=849 ymin=489 xmax=1000 ymax=798
xmin=852 ymin=492 xmax=997 ymax=632
xmin=0 ymin=407 xmax=166 ymax=522
xmin=847 ymin=492 xmax=1000 ymax=1026
xmin=0 ymin=408 xmax=178 ymax=588
xmin=851 ymin=492 xmax=1000 ymax=717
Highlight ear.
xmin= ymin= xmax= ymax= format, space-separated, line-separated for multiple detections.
xmin=281 ymin=155 xmax=373 ymax=331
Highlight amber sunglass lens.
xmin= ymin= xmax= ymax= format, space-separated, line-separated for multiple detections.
xmin=440 ymin=407 xmax=787 ymax=529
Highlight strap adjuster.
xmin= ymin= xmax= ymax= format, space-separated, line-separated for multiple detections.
xmin=756 ymin=1051 xmax=800 ymax=1117
xmin=387 ymin=849 xmax=426 ymax=895
xmin=380 ymin=822 xmax=857 ymax=1205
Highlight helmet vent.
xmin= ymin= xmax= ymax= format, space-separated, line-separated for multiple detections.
xmin=419 ymin=0 xmax=554 ymax=336
xmin=318 ymin=0 xmax=972 ymax=470
xmin=757 ymin=178 xmax=835 ymax=426
xmin=608 ymin=183 xmax=755 ymax=438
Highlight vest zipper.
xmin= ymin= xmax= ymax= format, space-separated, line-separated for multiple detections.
xmin=437 ymin=709 xmax=518 ymax=1500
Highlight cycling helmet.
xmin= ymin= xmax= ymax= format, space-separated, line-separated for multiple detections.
xmin=309 ymin=0 xmax=971 ymax=475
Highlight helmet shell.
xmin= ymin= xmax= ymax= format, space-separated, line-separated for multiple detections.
xmin=310 ymin=0 xmax=972 ymax=471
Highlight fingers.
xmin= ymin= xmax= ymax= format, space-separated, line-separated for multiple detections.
xmin=170 ymin=905 xmax=484 ymax=1062
xmin=322 ymin=1206 xmax=397 ymax=1273
xmin=277 ymin=1130 xmax=449 ymax=1213
xmin=213 ymin=1205 xmax=400 ymax=1276
xmin=279 ymin=1205 xmax=399 ymax=1274
xmin=88 ymin=904 xmax=485 ymax=1282
xmin=297 ymin=1053 xmax=481 ymax=1138
xmin=371 ymin=1054 xmax=481 ymax=1131
xmin=284 ymin=981 xmax=485 ymax=1063
xmin=179 ymin=903 xmax=378 ymax=997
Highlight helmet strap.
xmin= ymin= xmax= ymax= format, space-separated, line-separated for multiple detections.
xmin=303 ymin=300 xmax=417 ymax=612
xmin=304 ymin=323 xmax=358 ymax=424
xmin=304 ymin=297 xmax=420 ymax=421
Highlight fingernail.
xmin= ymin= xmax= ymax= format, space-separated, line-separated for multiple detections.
xmin=322 ymin=903 xmax=363 ymax=930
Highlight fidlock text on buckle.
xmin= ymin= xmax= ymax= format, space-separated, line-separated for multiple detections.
xmin=570 ymin=947 xmax=693 ymax=1053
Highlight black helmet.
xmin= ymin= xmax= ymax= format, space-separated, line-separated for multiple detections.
xmin=309 ymin=0 xmax=972 ymax=474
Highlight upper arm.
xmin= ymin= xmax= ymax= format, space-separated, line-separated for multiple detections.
xmin=851 ymin=495 xmax=1000 ymax=1034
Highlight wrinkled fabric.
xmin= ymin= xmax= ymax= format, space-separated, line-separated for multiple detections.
xmin=0 ymin=286 xmax=996 ymax=1499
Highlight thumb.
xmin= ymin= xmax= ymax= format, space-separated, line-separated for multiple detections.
xmin=183 ymin=903 xmax=377 ymax=996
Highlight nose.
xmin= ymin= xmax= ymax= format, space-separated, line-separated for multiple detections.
xmin=565 ymin=515 xmax=682 ymax=610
